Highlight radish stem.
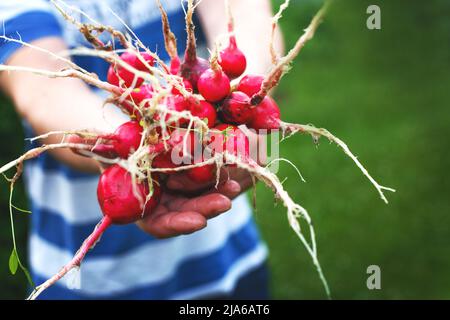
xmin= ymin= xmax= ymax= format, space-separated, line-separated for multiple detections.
xmin=27 ymin=216 xmax=112 ymax=300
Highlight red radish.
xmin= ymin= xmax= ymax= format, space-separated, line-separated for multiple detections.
xmin=221 ymin=91 xmax=252 ymax=125
xmin=189 ymin=100 xmax=217 ymax=128
xmin=128 ymin=84 xmax=154 ymax=104
xmin=247 ymin=96 xmax=281 ymax=130
xmin=121 ymin=84 xmax=154 ymax=118
xmin=107 ymin=52 xmax=155 ymax=88
xmin=187 ymin=163 xmax=216 ymax=183
xmin=97 ymin=165 xmax=160 ymax=224
xmin=152 ymin=152 xmax=179 ymax=173
xmin=133 ymin=52 xmax=155 ymax=70
xmin=237 ymin=75 xmax=264 ymax=97
xmin=152 ymin=129 xmax=198 ymax=172
xmin=159 ymin=95 xmax=191 ymax=126
xmin=93 ymin=121 xmax=143 ymax=159
xmin=197 ymin=68 xmax=231 ymax=103
xmin=170 ymin=56 xmax=181 ymax=75
xmin=219 ymin=37 xmax=247 ymax=79
xmin=171 ymin=79 xmax=193 ymax=95
xmin=110 ymin=121 xmax=143 ymax=158
xmin=209 ymin=124 xmax=250 ymax=161
xmin=179 ymin=57 xmax=209 ymax=90
xmin=219 ymin=0 xmax=246 ymax=79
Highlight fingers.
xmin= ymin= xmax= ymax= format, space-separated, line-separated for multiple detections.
xmin=166 ymin=173 xmax=214 ymax=193
xmin=167 ymin=193 xmax=232 ymax=219
xmin=226 ymin=168 xmax=254 ymax=193
xmin=137 ymin=192 xmax=232 ymax=238
xmin=165 ymin=167 xmax=255 ymax=200
xmin=236 ymin=174 xmax=254 ymax=193
xmin=204 ymin=180 xmax=242 ymax=199
xmin=137 ymin=211 xmax=207 ymax=238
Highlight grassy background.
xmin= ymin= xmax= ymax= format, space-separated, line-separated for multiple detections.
xmin=0 ymin=0 xmax=449 ymax=299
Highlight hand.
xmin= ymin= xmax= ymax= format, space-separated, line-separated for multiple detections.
xmin=137 ymin=167 xmax=255 ymax=238
xmin=136 ymin=179 xmax=241 ymax=238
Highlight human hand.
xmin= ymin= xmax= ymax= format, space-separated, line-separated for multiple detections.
xmin=137 ymin=167 xmax=255 ymax=238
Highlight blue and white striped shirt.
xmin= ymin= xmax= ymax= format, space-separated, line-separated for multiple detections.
xmin=0 ymin=0 xmax=267 ymax=299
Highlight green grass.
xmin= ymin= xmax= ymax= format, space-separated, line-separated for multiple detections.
xmin=0 ymin=0 xmax=449 ymax=299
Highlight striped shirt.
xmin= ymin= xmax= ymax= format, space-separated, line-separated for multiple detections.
xmin=0 ymin=0 xmax=267 ymax=299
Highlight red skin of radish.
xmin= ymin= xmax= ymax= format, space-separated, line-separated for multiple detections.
xmin=152 ymin=152 xmax=179 ymax=174
xmin=187 ymin=163 xmax=216 ymax=183
xmin=107 ymin=52 xmax=155 ymax=88
xmin=171 ymin=79 xmax=193 ymax=95
xmin=97 ymin=165 xmax=161 ymax=225
xmin=179 ymin=57 xmax=210 ymax=91
xmin=236 ymin=74 xmax=264 ymax=97
xmin=158 ymin=96 xmax=216 ymax=128
xmin=189 ymin=100 xmax=217 ymax=128
xmin=219 ymin=37 xmax=247 ymax=79
xmin=94 ymin=121 xmax=143 ymax=159
xmin=197 ymin=69 xmax=231 ymax=103
xmin=107 ymin=67 xmax=142 ymax=89
xmin=210 ymin=124 xmax=250 ymax=161
xmin=128 ymin=84 xmax=154 ymax=105
xmin=111 ymin=121 xmax=143 ymax=159
xmin=133 ymin=52 xmax=155 ymax=70
xmin=152 ymin=130 xmax=198 ymax=173
xmin=170 ymin=56 xmax=181 ymax=75
xmin=156 ymin=95 xmax=190 ymax=126
xmin=248 ymin=96 xmax=281 ymax=130
xmin=221 ymin=91 xmax=252 ymax=125
xmin=121 ymin=84 xmax=154 ymax=118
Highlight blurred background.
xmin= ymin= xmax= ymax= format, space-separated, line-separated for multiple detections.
xmin=0 ymin=0 xmax=449 ymax=299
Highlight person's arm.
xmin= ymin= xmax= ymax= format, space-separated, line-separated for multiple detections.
xmin=0 ymin=37 xmax=125 ymax=173
xmin=197 ymin=0 xmax=284 ymax=75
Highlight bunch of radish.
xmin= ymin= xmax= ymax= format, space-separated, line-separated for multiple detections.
xmin=0 ymin=0 xmax=395 ymax=299
xmin=88 ymin=0 xmax=275 ymax=223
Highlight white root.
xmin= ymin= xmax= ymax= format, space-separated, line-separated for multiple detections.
xmin=282 ymin=122 xmax=396 ymax=203
xmin=0 ymin=64 xmax=120 ymax=94
xmin=26 ymin=130 xmax=101 ymax=142
xmin=0 ymin=35 xmax=89 ymax=74
xmin=0 ymin=143 xmax=94 ymax=176
xmin=224 ymin=154 xmax=331 ymax=298
xmin=252 ymin=0 xmax=332 ymax=104
xmin=270 ymin=0 xmax=291 ymax=64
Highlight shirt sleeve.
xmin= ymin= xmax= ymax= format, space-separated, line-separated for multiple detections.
xmin=0 ymin=0 xmax=63 ymax=64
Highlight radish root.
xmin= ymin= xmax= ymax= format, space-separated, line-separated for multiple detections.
xmin=27 ymin=216 xmax=112 ymax=300
xmin=281 ymin=122 xmax=396 ymax=203
xmin=252 ymin=0 xmax=331 ymax=105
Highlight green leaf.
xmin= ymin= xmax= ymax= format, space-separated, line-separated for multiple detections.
xmin=9 ymin=249 xmax=18 ymax=275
